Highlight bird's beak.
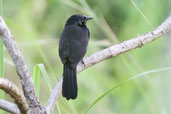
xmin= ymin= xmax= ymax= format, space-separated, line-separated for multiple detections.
xmin=86 ymin=16 xmax=93 ymax=21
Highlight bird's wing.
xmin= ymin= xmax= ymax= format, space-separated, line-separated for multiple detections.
xmin=59 ymin=25 xmax=89 ymax=66
xmin=59 ymin=28 xmax=70 ymax=64
xmin=68 ymin=26 xmax=89 ymax=65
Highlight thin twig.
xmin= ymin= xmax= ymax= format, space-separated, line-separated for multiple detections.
xmin=0 ymin=78 xmax=29 ymax=114
xmin=46 ymin=15 xmax=171 ymax=114
xmin=46 ymin=79 xmax=63 ymax=114
xmin=0 ymin=99 xmax=20 ymax=114
xmin=0 ymin=16 xmax=44 ymax=113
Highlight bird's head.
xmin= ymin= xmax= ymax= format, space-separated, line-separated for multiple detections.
xmin=65 ymin=14 xmax=93 ymax=27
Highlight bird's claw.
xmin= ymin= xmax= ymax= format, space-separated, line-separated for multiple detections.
xmin=81 ymin=60 xmax=86 ymax=67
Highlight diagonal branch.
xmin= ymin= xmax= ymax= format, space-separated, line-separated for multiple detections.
xmin=0 ymin=99 xmax=20 ymax=114
xmin=0 ymin=17 xmax=44 ymax=113
xmin=46 ymin=79 xmax=62 ymax=114
xmin=77 ymin=16 xmax=171 ymax=73
xmin=0 ymin=78 xmax=29 ymax=114
xmin=46 ymin=15 xmax=171 ymax=113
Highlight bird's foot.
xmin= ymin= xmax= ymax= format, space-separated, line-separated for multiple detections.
xmin=81 ymin=60 xmax=86 ymax=67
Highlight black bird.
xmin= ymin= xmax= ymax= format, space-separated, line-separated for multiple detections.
xmin=59 ymin=14 xmax=92 ymax=100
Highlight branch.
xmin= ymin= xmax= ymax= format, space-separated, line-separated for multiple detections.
xmin=0 ymin=78 xmax=29 ymax=114
xmin=46 ymin=79 xmax=62 ymax=114
xmin=0 ymin=17 xmax=43 ymax=113
xmin=77 ymin=16 xmax=171 ymax=72
xmin=0 ymin=99 xmax=20 ymax=114
xmin=46 ymin=15 xmax=171 ymax=113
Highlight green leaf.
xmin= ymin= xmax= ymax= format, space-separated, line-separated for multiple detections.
xmin=0 ymin=39 xmax=3 ymax=82
xmin=84 ymin=67 xmax=171 ymax=114
xmin=0 ymin=40 xmax=3 ymax=114
xmin=36 ymin=64 xmax=52 ymax=91
xmin=33 ymin=64 xmax=41 ymax=98
xmin=0 ymin=1 xmax=4 ymax=113
xmin=0 ymin=39 xmax=4 ymax=114
xmin=33 ymin=64 xmax=62 ymax=114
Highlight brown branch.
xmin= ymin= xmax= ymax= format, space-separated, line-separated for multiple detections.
xmin=0 ymin=99 xmax=20 ymax=114
xmin=0 ymin=17 xmax=44 ymax=113
xmin=0 ymin=78 xmax=29 ymax=114
xmin=46 ymin=15 xmax=171 ymax=113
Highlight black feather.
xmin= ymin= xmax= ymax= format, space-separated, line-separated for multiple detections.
xmin=59 ymin=14 xmax=92 ymax=100
xmin=62 ymin=62 xmax=77 ymax=100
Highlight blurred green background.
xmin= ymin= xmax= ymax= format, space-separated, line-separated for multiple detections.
xmin=1 ymin=0 xmax=171 ymax=114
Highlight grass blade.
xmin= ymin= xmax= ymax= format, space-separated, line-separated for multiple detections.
xmin=36 ymin=64 xmax=52 ymax=91
xmin=33 ymin=64 xmax=41 ymax=98
xmin=0 ymin=39 xmax=3 ymax=77
xmin=130 ymin=0 xmax=153 ymax=28
xmin=0 ymin=1 xmax=4 ymax=113
xmin=0 ymin=0 xmax=3 ymax=16
xmin=84 ymin=67 xmax=171 ymax=114
xmin=33 ymin=64 xmax=62 ymax=114
xmin=0 ymin=38 xmax=4 ymax=114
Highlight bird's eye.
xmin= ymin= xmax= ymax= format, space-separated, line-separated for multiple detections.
xmin=82 ymin=17 xmax=86 ymax=23
xmin=78 ymin=21 xmax=82 ymax=26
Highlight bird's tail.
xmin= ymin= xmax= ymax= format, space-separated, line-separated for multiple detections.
xmin=62 ymin=63 xmax=77 ymax=100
